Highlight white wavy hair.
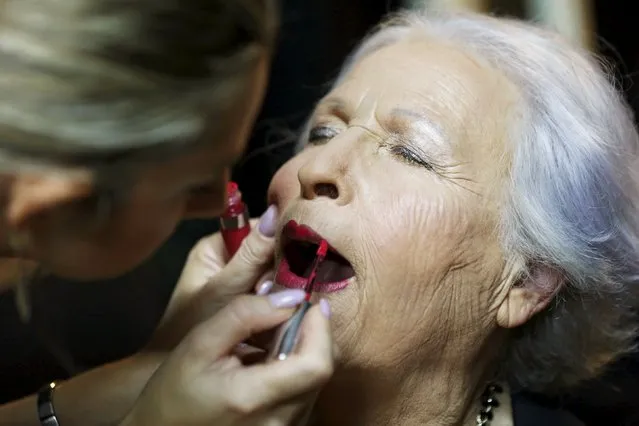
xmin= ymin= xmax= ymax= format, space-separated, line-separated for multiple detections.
xmin=299 ymin=9 xmax=639 ymax=392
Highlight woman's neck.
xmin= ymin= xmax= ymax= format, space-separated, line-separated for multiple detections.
xmin=312 ymin=333 xmax=511 ymax=426
xmin=314 ymin=367 xmax=484 ymax=426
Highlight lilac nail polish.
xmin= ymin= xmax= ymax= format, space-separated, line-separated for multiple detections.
xmin=319 ymin=299 xmax=331 ymax=318
xmin=256 ymin=280 xmax=273 ymax=296
xmin=258 ymin=205 xmax=278 ymax=237
xmin=268 ymin=289 xmax=306 ymax=308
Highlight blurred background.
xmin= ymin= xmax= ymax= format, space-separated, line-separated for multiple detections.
xmin=1 ymin=0 xmax=637 ymax=424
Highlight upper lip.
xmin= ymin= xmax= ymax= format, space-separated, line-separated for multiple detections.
xmin=282 ymin=220 xmax=336 ymax=253
xmin=279 ymin=219 xmax=357 ymax=283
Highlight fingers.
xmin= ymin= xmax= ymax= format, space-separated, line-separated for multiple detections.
xmin=216 ymin=206 xmax=278 ymax=296
xmin=175 ymin=211 xmax=269 ymax=299
xmin=159 ymin=211 xmax=274 ymax=331
xmin=183 ymin=290 xmax=307 ymax=363
xmin=222 ymin=208 xmax=277 ymax=285
xmin=228 ymin=304 xmax=334 ymax=408
xmin=232 ymin=343 xmax=266 ymax=366
xmin=255 ymin=273 xmax=274 ymax=295
xmin=267 ymin=393 xmax=317 ymax=426
xmin=159 ymin=232 xmax=228 ymax=323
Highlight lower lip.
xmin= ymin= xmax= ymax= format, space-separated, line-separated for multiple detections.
xmin=275 ymin=257 xmax=353 ymax=293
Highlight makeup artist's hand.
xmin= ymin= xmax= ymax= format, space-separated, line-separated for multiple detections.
xmin=148 ymin=205 xmax=278 ymax=350
xmin=121 ymin=292 xmax=334 ymax=426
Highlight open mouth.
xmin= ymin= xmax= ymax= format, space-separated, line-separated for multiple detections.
xmin=275 ymin=220 xmax=355 ymax=293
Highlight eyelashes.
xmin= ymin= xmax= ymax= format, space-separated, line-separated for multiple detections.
xmin=386 ymin=144 xmax=434 ymax=171
xmin=306 ymin=125 xmax=433 ymax=171
xmin=307 ymin=126 xmax=337 ymax=145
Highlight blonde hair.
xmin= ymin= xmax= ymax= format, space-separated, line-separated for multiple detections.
xmin=0 ymin=0 xmax=277 ymax=181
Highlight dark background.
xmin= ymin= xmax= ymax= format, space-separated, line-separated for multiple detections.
xmin=1 ymin=1 xmax=638 ymax=424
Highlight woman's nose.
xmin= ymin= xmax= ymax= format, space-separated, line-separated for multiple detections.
xmin=297 ymin=152 xmax=352 ymax=205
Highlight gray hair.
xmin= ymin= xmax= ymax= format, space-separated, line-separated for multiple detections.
xmin=0 ymin=0 xmax=277 ymax=181
xmin=304 ymin=9 xmax=639 ymax=392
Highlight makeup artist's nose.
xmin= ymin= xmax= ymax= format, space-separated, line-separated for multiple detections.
xmin=297 ymin=151 xmax=353 ymax=205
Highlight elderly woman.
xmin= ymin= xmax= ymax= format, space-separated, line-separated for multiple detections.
xmin=266 ymin=9 xmax=639 ymax=426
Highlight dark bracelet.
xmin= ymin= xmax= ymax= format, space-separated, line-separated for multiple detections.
xmin=37 ymin=382 xmax=61 ymax=426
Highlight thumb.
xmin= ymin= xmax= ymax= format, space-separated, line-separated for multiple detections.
xmin=216 ymin=205 xmax=278 ymax=295
xmin=225 ymin=305 xmax=334 ymax=409
xmin=181 ymin=290 xmax=307 ymax=364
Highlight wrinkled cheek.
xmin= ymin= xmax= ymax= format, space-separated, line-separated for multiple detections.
xmin=339 ymin=194 xmax=471 ymax=365
xmin=325 ymin=286 xmax=370 ymax=364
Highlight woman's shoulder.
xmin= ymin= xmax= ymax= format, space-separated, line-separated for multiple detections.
xmin=511 ymin=392 xmax=585 ymax=426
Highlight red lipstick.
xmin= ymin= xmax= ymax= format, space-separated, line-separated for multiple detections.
xmin=275 ymin=220 xmax=355 ymax=293
xmin=304 ymin=240 xmax=328 ymax=299
xmin=220 ymin=182 xmax=251 ymax=258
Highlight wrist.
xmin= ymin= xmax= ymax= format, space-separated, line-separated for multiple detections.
xmin=54 ymin=353 xmax=164 ymax=426
xmin=116 ymin=352 xmax=167 ymax=426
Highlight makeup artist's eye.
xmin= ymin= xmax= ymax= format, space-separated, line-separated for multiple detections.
xmin=308 ymin=126 xmax=338 ymax=145
xmin=389 ymin=145 xmax=433 ymax=171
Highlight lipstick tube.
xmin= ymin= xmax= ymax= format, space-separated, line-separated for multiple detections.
xmin=220 ymin=181 xmax=251 ymax=258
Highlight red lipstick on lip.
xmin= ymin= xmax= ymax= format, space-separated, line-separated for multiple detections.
xmin=220 ymin=182 xmax=251 ymax=258
xmin=304 ymin=239 xmax=328 ymax=299
xmin=282 ymin=220 xmax=333 ymax=248
xmin=275 ymin=220 xmax=355 ymax=293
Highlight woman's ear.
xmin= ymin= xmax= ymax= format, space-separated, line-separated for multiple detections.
xmin=496 ymin=263 xmax=564 ymax=329
xmin=5 ymin=173 xmax=93 ymax=230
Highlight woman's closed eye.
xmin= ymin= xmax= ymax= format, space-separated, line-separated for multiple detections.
xmin=387 ymin=144 xmax=434 ymax=171
xmin=308 ymin=125 xmax=434 ymax=171
xmin=308 ymin=126 xmax=338 ymax=145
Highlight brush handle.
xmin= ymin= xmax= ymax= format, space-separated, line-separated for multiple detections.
xmin=269 ymin=301 xmax=312 ymax=361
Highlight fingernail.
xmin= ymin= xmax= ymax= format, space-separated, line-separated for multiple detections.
xmin=258 ymin=205 xmax=278 ymax=237
xmin=268 ymin=289 xmax=306 ymax=308
xmin=256 ymin=280 xmax=273 ymax=296
xmin=319 ymin=298 xmax=331 ymax=318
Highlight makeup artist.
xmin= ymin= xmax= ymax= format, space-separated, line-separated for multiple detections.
xmin=0 ymin=1 xmax=333 ymax=426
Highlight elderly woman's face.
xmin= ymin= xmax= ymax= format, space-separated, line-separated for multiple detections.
xmin=269 ymin=40 xmax=521 ymax=368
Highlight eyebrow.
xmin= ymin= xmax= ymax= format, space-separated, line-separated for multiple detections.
xmin=390 ymin=107 xmax=450 ymax=149
xmin=316 ymin=98 xmax=450 ymax=148
xmin=320 ymin=97 xmax=349 ymax=118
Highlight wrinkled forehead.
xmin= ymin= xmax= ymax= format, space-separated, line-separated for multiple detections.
xmin=296 ymin=39 xmax=521 ymax=199
xmin=302 ymin=39 xmax=519 ymax=155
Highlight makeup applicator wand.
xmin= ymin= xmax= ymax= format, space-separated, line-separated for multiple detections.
xmin=270 ymin=239 xmax=328 ymax=360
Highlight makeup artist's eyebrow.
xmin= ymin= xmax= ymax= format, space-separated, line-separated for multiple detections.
xmin=390 ymin=107 xmax=450 ymax=149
